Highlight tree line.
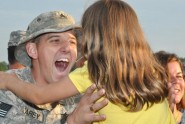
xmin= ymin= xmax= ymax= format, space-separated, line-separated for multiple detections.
xmin=0 ymin=61 xmax=8 ymax=71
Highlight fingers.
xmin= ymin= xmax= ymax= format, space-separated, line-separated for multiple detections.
xmin=90 ymin=114 xmax=106 ymax=122
xmin=85 ymin=83 xmax=96 ymax=94
xmin=90 ymin=88 xmax=106 ymax=103
xmin=85 ymin=84 xmax=107 ymax=103
xmin=88 ymin=84 xmax=108 ymax=122
xmin=91 ymin=98 xmax=108 ymax=112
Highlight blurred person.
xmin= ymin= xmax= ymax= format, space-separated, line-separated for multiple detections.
xmin=0 ymin=11 xmax=107 ymax=124
xmin=155 ymin=51 xmax=185 ymax=124
xmin=0 ymin=0 xmax=176 ymax=123
xmin=7 ymin=30 xmax=25 ymax=69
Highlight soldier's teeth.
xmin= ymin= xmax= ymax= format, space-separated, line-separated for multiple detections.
xmin=57 ymin=58 xmax=69 ymax=62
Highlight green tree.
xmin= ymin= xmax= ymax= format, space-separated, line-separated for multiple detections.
xmin=0 ymin=61 xmax=8 ymax=71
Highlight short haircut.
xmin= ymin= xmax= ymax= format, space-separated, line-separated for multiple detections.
xmin=7 ymin=46 xmax=17 ymax=64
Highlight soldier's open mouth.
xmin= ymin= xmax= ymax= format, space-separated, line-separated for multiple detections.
xmin=55 ymin=58 xmax=69 ymax=72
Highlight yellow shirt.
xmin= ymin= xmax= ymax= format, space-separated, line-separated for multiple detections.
xmin=69 ymin=62 xmax=175 ymax=124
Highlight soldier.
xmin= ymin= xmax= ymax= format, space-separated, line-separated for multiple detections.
xmin=7 ymin=30 xmax=25 ymax=69
xmin=0 ymin=11 xmax=107 ymax=124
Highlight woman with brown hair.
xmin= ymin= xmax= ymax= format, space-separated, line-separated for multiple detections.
xmin=155 ymin=51 xmax=185 ymax=124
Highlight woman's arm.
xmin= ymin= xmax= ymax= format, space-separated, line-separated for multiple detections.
xmin=0 ymin=72 xmax=79 ymax=105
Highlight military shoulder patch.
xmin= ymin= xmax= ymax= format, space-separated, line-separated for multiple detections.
xmin=0 ymin=101 xmax=12 ymax=117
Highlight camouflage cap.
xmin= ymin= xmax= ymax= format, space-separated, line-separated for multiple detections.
xmin=8 ymin=30 xmax=26 ymax=47
xmin=15 ymin=11 xmax=81 ymax=67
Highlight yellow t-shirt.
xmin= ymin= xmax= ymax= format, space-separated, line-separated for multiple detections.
xmin=69 ymin=62 xmax=175 ymax=124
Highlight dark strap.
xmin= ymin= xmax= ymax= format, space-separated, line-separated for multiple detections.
xmin=23 ymin=100 xmax=44 ymax=110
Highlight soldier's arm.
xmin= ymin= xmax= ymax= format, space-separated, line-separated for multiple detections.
xmin=0 ymin=71 xmax=79 ymax=105
xmin=0 ymin=71 xmax=9 ymax=90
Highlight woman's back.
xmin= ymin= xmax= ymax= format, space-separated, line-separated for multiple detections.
xmin=70 ymin=63 xmax=175 ymax=124
xmin=100 ymin=99 xmax=174 ymax=124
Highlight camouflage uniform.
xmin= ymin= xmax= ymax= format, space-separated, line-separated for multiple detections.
xmin=0 ymin=67 xmax=80 ymax=124
xmin=60 ymin=93 xmax=81 ymax=114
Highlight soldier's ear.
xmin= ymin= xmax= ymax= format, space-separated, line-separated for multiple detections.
xmin=26 ymin=42 xmax=38 ymax=59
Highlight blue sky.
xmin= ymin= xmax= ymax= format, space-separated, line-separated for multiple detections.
xmin=0 ymin=0 xmax=185 ymax=62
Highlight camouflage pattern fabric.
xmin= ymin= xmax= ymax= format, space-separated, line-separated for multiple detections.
xmin=0 ymin=67 xmax=80 ymax=124
xmin=8 ymin=30 xmax=26 ymax=47
xmin=60 ymin=94 xmax=81 ymax=114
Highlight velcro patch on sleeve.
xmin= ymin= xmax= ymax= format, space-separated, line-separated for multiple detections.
xmin=0 ymin=101 xmax=12 ymax=117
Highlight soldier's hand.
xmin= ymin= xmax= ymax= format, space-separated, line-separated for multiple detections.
xmin=67 ymin=84 xmax=108 ymax=124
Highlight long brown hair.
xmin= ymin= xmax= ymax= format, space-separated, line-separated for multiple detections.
xmin=82 ymin=0 xmax=168 ymax=111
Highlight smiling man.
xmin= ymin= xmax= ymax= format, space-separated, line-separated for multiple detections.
xmin=0 ymin=11 xmax=107 ymax=124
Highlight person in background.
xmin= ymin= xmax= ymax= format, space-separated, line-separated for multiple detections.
xmin=155 ymin=51 xmax=185 ymax=124
xmin=0 ymin=11 xmax=107 ymax=124
xmin=7 ymin=30 xmax=25 ymax=69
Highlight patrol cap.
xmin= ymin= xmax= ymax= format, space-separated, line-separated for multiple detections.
xmin=8 ymin=30 xmax=26 ymax=47
xmin=15 ymin=11 xmax=81 ymax=67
